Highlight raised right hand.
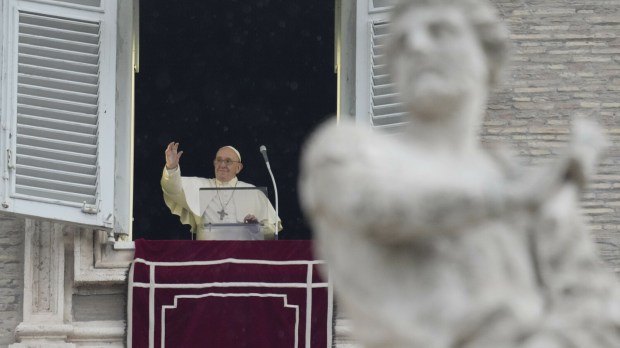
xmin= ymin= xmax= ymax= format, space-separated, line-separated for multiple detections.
xmin=165 ymin=142 xmax=184 ymax=170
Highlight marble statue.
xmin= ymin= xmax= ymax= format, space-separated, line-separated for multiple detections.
xmin=299 ymin=0 xmax=620 ymax=347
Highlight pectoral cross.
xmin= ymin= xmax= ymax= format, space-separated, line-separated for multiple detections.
xmin=217 ymin=209 xmax=228 ymax=221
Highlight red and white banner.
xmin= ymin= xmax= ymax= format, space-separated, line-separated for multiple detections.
xmin=127 ymin=240 xmax=332 ymax=348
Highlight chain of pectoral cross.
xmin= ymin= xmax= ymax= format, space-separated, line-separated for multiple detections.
xmin=215 ymin=180 xmax=238 ymax=221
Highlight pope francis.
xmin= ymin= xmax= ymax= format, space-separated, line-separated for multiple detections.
xmin=161 ymin=142 xmax=282 ymax=240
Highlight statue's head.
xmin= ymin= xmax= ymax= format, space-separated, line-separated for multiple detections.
xmin=386 ymin=0 xmax=509 ymax=117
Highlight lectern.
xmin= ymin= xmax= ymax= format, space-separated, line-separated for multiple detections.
xmin=199 ymin=222 xmax=263 ymax=240
xmin=198 ymin=186 xmax=270 ymax=240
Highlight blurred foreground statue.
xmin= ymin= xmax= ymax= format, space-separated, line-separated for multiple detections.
xmin=299 ymin=0 xmax=620 ymax=347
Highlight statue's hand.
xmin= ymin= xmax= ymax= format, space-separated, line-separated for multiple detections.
xmin=566 ymin=118 xmax=608 ymax=189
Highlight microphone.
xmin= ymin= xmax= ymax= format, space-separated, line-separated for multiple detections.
xmin=260 ymin=145 xmax=269 ymax=164
xmin=259 ymin=145 xmax=279 ymax=240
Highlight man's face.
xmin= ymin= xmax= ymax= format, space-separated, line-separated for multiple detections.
xmin=213 ymin=147 xmax=242 ymax=183
xmin=388 ymin=6 xmax=488 ymax=116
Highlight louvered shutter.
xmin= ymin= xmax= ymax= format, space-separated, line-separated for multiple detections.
xmin=353 ymin=0 xmax=407 ymax=133
xmin=368 ymin=20 xmax=407 ymax=132
xmin=0 ymin=0 xmax=118 ymax=228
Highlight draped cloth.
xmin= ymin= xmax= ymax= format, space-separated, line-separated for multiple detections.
xmin=127 ymin=239 xmax=333 ymax=348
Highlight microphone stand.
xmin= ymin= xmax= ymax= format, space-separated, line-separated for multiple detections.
xmin=263 ymin=160 xmax=279 ymax=240
xmin=260 ymin=146 xmax=279 ymax=240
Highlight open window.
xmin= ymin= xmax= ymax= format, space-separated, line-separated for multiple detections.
xmin=0 ymin=0 xmax=135 ymax=235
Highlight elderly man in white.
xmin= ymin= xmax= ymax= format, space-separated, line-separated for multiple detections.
xmin=162 ymin=142 xmax=281 ymax=240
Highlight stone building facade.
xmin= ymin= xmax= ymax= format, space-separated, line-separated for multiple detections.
xmin=0 ymin=1 xmax=619 ymax=347
xmin=0 ymin=216 xmax=23 ymax=347
xmin=485 ymin=0 xmax=620 ymax=271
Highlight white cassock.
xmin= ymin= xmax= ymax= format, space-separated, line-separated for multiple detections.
xmin=161 ymin=166 xmax=282 ymax=240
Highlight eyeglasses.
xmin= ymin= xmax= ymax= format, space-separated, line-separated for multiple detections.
xmin=214 ymin=158 xmax=241 ymax=166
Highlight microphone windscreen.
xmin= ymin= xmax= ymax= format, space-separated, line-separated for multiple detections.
xmin=260 ymin=145 xmax=269 ymax=163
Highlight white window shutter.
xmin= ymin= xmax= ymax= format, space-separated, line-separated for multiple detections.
xmin=353 ymin=0 xmax=407 ymax=133
xmin=0 ymin=0 xmax=118 ymax=229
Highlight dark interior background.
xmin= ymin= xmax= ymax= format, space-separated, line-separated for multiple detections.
xmin=132 ymin=0 xmax=337 ymax=240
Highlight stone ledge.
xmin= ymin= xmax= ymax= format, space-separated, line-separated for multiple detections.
xmin=68 ymin=321 xmax=125 ymax=343
xmin=11 ymin=321 xmax=125 ymax=348
xmin=74 ymin=231 xmax=134 ymax=286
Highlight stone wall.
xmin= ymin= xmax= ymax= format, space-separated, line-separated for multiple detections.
xmin=0 ymin=216 xmax=23 ymax=347
xmin=0 ymin=222 xmax=130 ymax=348
xmin=485 ymin=0 xmax=620 ymax=270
